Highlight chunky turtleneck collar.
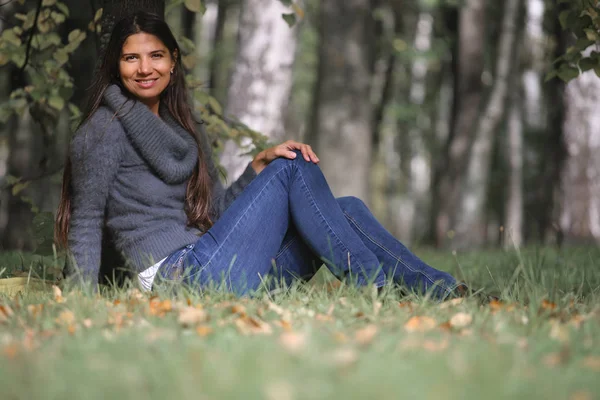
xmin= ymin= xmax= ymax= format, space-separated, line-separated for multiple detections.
xmin=103 ymin=84 xmax=198 ymax=184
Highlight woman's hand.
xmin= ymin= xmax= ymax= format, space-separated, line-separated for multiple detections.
xmin=251 ymin=140 xmax=320 ymax=174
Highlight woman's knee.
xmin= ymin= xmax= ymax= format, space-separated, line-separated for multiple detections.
xmin=337 ymin=196 xmax=367 ymax=213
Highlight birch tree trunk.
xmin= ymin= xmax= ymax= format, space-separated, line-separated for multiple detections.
xmin=219 ymin=0 xmax=300 ymax=181
xmin=559 ymin=70 xmax=600 ymax=244
xmin=453 ymin=0 xmax=521 ymax=248
xmin=310 ymin=0 xmax=374 ymax=200
xmin=504 ymin=84 xmax=524 ymax=248
xmin=433 ymin=0 xmax=486 ymax=246
xmin=390 ymin=10 xmax=434 ymax=244
xmin=193 ymin=0 xmax=218 ymax=84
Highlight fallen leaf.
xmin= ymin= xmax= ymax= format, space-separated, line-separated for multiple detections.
xmin=439 ymin=298 xmax=464 ymax=309
xmin=149 ymin=299 xmax=172 ymax=317
xmin=236 ymin=316 xmax=272 ymax=335
xmin=541 ymin=299 xmax=557 ymax=311
xmin=404 ymin=316 xmax=436 ymax=333
xmin=279 ymin=332 xmax=306 ymax=354
xmin=231 ymin=304 xmax=247 ymax=317
xmin=315 ymin=313 xmax=333 ymax=322
xmin=196 ymin=325 xmax=213 ymax=337
xmin=542 ymin=353 xmax=562 ymax=367
xmin=56 ymin=310 xmax=75 ymax=326
xmin=489 ymin=299 xmax=504 ymax=312
xmin=422 ymin=338 xmax=449 ymax=352
xmin=178 ymin=306 xmax=207 ymax=327
xmin=27 ymin=304 xmax=44 ymax=318
xmin=450 ymin=312 xmax=473 ymax=329
xmin=373 ymin=301 xmax=382 ymax=316
xmin=52 ymin=285 xmax=65 ymax=303
xmin=0 ymin=305 xmax=14 ymax=323
xmin=582 ymin=356 xmax=600 ymax=372
xmin=549 ymin=320 xmax=570 ymax=342
xmin=83 ymin=319 xmax=93 ymax=328
xmin=3 ymin=343 xmax=18 ymax=359
xmin=355 ymin=324 xmax=378 ymax=346
xmin=398 ymin=302 xmax=415 ymax=312
xmin=333 ymin=332 xmax=348 ymax=343
xmin=274 ymin=319 xmax=292 ymax=332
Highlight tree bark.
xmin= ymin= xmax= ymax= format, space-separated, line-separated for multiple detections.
xmin=309 ymin=0 xmax=375 ymax=200
xmin=219 ymin=0 xmax=300 ymax=181
xmin=504 ymin=81 xmax=524 ymax=248
xmin=559 ymin=70 xmax=600 ymax=244
xmin=453 ymin=0 xmax=521 ymax=248
xmin=432 ymin=0 xmax=486 ymax=246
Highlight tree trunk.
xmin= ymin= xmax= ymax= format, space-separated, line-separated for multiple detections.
xmin=504 ymin=82 xmax=524 ymax=248
xmin=194 ymin=0 xmax=218 ymax=84
xmin=453 ymin=0 xmax=521 ymax=248
xmin=219 ymin=0 xmax=300 ymax=181
xmin=309 ymin=0 xmax=375 ymax=200
xmin=559 ymin=70 xmax=600 ymax=244
xmin=433 ymin=0 xmax=486 ymax=246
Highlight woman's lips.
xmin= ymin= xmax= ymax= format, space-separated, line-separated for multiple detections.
xmin=135 ymin=78 xmax=158 ymax=89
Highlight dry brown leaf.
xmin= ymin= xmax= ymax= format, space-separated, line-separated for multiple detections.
xmin=178 ymin=306 xmax=207 ymax=327
xmin=0 ymin=304 xmax=14 ymax=323
xmin=489 ymin=299 xmax=504 ymax=312
xmin=274 ymin=319 xmax=292 ymax=332
xmin=56 ymin=310 xmax=75 ymax=326
xmin=355 ymin=324 xmax=378 ymax=346
xmin=279 ymin=332 xmax=306 ymax=354
xmin=373 ymin=301 xmax=382 ymax=316
xmin=231 ymin=304 xmax=247 ymax=316
xmin=404 ymin=316 xmax=436 ymax=333
xmin=52 ymin=285 xmax=65 ymax=303
xmin=542 ymin=353 xmax=562 ymax=367
xmin=582 ymin=356 xmax=600 ymax=372
xmin=439 ymin=298 xmax=464 ymax=309
xmin=438 ymin=321 xmax=453 ymax=332
xmin=149 ymin=299 xmax=172 ymax=317
xmin=235 ymin=316 xmax=272 ymax=335
xmin=541 ymin=299 xmax=557 ymax=311
xmin=450 ymin=312 xmax=473 ymax=329
xmin=27 ymin=304 xmax=43 ymax=318
xmin=196 ymin=325 xmax=213 ymax=337
xmin=549 ymin=320 xmax=570 ymax=342
xmin=82 ymin=318 xmax=93 ymax=328
xmin=3 ymin=343 xmax=18 ymax=359
xmin=398 ymin=302 xmax=415 ymax=312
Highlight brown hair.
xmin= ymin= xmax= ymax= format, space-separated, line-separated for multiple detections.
xmin=54 ymin=11 xmax=213 ymax=248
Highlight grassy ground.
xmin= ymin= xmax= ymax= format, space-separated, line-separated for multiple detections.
xmin=0 ymin=246 xmax=599 ymax=400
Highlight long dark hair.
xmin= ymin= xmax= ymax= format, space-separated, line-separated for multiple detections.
xmin=55 ymin=11 xmax=213 ymax=248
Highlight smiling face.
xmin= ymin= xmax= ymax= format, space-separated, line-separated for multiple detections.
xmin=119 ymin=32 xmax=176 ymax=114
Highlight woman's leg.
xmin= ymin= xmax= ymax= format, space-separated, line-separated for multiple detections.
xmin=268 ymin=197 xmax=457 ymax=299
xmin=161 ymin=152 xmax=386 ymax=295
xmin=337 ymin=196 xmax=457 ymax=298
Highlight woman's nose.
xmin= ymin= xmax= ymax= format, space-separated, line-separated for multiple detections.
xmin=138 ymin=57 xmax=152 ymax=74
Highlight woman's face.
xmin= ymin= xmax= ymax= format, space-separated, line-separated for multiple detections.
xmin=119 ymin=32 xmax=176 ymax=110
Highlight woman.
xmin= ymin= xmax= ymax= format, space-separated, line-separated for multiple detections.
xmin=55 ymin=11 xmax=462 ymax=299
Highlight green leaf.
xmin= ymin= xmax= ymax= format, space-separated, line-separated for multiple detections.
xmin=53 ymin=50 xmax=68 ymax=66
xmin=68 ymin=29 xmax=85 ymax=44
xmin=48 ymin=95 xmax=65 ymax=111
xmin=584 ymin=28 xmax=598 ymax=41
xmin=559 ymin=10 xmax=572 ymax=30
xmin=544 ymin=69 xmax=558 ymax=82
xmin=32 ymin=212 xmax=56 ymax=256
xmin=12 ymin=181 xmax=30 ymax=196
xmin=574 ymin=37 xmax=594 ymax=51
xmin=93 ymin=8 xmax=103 ymax=23
xmin=50 ymin=11 xmax=66 ymax=24
xmin=1 ymin=29 xmax=22 ymax=47
xmin=282 ymin=13 xmax=297 ymax=27
xmin=208 ymin=96 xmax=222 ymax=116
xmin=56 ymin=2 xmax=69 ymax=17
xmin=579 ymin=57 xmax=597 ymax=72
xmin=279 ymin=0 xmax=293 ymax=5
xmin=557 ymin=64 xmax=580 ymax=82
xmin=595 ymin=65 xmax=600 ymax=79
xmin=42 ymin=0 xmax=56 ymax=5
xmin=184 ymin=0 xmax=206 ymax=14
xmin=193 ymin=90 xmax=209 ymax=104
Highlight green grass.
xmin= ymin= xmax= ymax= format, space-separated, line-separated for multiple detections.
xmin=0 ymin=246 xmax=599 ymax=400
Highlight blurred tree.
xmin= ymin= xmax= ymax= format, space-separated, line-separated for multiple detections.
xmin=432 ymin=0 xmax=486 ymax=247
xmin=219 ymin=0 xmax=301 ymax=181
xmin=453 ymin=0 xmax=523 ymax=248
xmin=309 ymin=0 xmax=375 ymax=200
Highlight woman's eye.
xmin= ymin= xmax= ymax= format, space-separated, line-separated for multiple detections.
xmin=152 ymin=53 xmax=163 ymax=58
xmin=124 ymin=55 xmax=137 ymax=61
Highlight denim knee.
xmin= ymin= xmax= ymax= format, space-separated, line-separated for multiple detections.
xmin=337 ymin=196 xmax=367 ymax=213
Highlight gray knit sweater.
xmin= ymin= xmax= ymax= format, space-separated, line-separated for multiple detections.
xmin=68 ymin=84 xmax=256 ymax=286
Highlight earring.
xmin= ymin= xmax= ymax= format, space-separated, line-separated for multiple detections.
xmin=170 ymin=69 xmax=174 ymax=74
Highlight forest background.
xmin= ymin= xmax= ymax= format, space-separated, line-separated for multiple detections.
xmin=0 ymin=0 xmax=599 ymax=263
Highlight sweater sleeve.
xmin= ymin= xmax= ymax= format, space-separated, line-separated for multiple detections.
xmin=67 ymin=111 xmax=123 ymax=287
xmin=196 ymin=124 xmax=257 ymax=219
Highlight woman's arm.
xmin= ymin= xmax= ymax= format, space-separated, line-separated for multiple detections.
xmin=68 ymin=110 xmax=124 ymax=287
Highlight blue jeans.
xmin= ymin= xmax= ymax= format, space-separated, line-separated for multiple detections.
xmin=156 ymin=152 xmax=457 ymax=298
